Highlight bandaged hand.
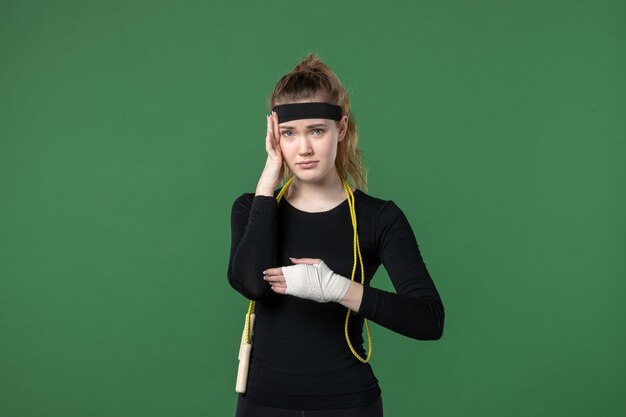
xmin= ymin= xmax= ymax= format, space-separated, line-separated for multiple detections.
xmin=280 ymin=260 xmax=351 ymax=303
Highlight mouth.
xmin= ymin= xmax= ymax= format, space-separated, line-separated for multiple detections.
xmin=298 ymin=161 xmax=318 ymax=168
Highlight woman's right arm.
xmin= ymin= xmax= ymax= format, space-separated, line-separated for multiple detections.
xmin=227 ymin=111 xmax=284 ymax=300
xmin=227 ymin=192 xmax=278 ymax=300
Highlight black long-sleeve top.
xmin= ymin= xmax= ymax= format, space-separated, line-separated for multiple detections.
xmin=227 ymin=188 xmax=445 ymax=410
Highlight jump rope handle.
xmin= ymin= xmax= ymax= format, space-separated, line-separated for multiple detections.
xmin=235 ymin=313 xmax=256 ymax=393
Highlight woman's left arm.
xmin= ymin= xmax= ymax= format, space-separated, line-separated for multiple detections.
xmin=338 ymin=281 xmax=364 ymax=313
xmin=350 ymin=200 xmax=445 ymax=341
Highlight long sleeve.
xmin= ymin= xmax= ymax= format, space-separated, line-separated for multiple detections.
xmin=356 ymin=200 xmax=445 ymax=340
xmin=227 ymin=193 xmax=278 ymax=300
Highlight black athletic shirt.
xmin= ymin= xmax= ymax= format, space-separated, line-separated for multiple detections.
xmin=227 ymin=188 xmax=445 ymax=410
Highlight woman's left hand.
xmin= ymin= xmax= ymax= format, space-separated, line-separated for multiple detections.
xmin=263 ymin=258 xmax=351 ymax=303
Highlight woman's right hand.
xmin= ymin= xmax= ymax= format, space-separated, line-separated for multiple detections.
xmin=256 ymin=111 xmax=285 ymax=195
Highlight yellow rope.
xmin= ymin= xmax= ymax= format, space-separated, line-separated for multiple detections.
xmin=244 ymin=175 xmax=372 ymax=363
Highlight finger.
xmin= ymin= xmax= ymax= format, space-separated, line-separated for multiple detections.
xmin=265 ymin=116 xmax=271 ymax=152
xmin=267 ymin=276 xmax=285 ymax=286
xmin=266 ymin=116 xmax=276 ymax=157
xmin=271 ymin=285 xmax=286 ymax=294
xmin=269 ymin=112 xmax=278 ymax=148
xmin=271 ymin=111 xmax=281 ymax=148
xmin=264 ymin=274 xmax=285 ymax=284
xmin=263 ymin=267 xmax=282 ymax=276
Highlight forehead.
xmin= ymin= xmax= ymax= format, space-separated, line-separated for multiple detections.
xmin=278 ymin=118 xmax=330 ymax=128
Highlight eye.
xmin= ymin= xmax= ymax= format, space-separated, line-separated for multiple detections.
xmin=312 ymin=128 xmax=325 ymax=135
xmin=281 ymin=130 xmax=293 ymax=137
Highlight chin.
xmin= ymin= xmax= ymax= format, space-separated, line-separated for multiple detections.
xmin=299 ymin=168 xmax=330 ymax=181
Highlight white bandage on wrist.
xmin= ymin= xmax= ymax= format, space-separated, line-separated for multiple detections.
xmin=281 ymin=260 xmax=351 ymax=303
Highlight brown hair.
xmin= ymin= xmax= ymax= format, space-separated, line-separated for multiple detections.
xmin=267 ymin=52 xmax=369 ymax=193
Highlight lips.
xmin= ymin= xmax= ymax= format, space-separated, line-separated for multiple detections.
xmin=298 ymin=161 xmax=318 ymax=168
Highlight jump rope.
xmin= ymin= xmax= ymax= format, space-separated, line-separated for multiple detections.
xmin=236 ymin=102 xmax=373 ymax=394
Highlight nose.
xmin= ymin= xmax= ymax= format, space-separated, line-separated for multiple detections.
xmin=297 ymin=136 xmax=313 ymax=155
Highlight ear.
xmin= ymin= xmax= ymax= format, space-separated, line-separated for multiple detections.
xmin=337 ymin=115 xmax=348 ymax=142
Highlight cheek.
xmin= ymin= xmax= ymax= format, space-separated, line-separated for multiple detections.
xmin=322 ymin=141 xmax=337 ymax=157
xmin=279 ymin=143 xmax=295 ymax=163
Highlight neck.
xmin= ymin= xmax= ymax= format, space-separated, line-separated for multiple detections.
xmin=286 ymin=170 xmax=348 ymax=202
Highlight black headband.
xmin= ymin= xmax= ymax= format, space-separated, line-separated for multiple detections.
xmin=272 ymin=102 xmax=343 ymax=123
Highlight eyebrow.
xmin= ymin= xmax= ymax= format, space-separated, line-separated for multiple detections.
xmin=279 ymin=123 xmax=328 ymax=129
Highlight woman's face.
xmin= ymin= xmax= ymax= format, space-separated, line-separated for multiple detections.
xmin=278 ymin=114 xmax=348 ymax=182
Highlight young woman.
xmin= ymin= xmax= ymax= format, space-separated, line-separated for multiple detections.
xmin=227 ymin=53 xmax=445 ymax=417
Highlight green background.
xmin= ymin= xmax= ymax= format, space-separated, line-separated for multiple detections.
xmin=1 ymin=1 xmax=624 ymax=416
